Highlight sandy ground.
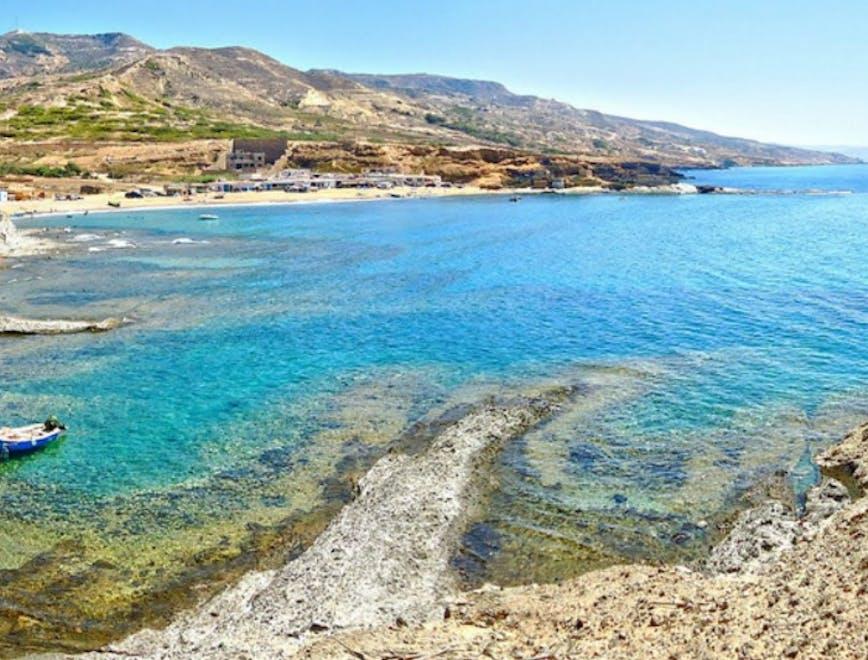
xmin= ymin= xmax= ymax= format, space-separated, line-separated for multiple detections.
xmin=0 ymin=185 xmax=503 ymax=219
xmin=0 ymin=181 xmax=707 ymax=220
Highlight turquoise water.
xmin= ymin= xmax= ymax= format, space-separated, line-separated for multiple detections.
xmin=2 ymin=165 xmax=868 ymax=643
xmin=683 ymin=163 xmax=868 ymax=192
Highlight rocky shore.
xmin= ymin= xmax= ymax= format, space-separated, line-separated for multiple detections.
xmin=300 ymin=423 xmax=868 ymax=659
xmin=79 ymin=402 xmax=868 ymax=659
xmin=0 ymin=315 xmax=127 ymax=335
xmin=95 ymin=392 xmax=570 ymax=659
xmin=0 ymin=211 xmax=59 ymax=258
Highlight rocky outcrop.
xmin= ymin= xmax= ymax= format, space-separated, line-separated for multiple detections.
xmin=98 ymin=394 xmax=568 ymax=659
xmin=298 ymin=423 xmax=868 ymax=658
xmin=90 ymin=412 xmax=868 ymax=659
xmin=0 ymin=315 xmax=127 ymax=335
xmin=817 ymin=422 xmax=868 ymax=493
xmin=705 ymin=478 xmax=849 ymax=575
xmin=0 ymin=212 xmax=21 ymax=254
xmin=282 ymin=141 xmax=682 ymax=189
xmin=0 ymin=211 xmax=60 ymax=257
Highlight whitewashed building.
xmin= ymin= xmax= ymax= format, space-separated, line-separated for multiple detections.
xmin=0 ymin=190 xmax=8 ymax=203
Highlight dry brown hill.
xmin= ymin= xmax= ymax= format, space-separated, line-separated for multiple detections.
xmin=0 ymin=31 xmax=858 ymax=186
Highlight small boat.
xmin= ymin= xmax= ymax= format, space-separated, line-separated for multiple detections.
xmin=0 ymin=418 xmax=66 ymax=460
xmin=107 ymin=201 xmax=121 ymax=208
xmin=509 ymin=196 xmax=521 ymax=202
xmin=198 ymin=214 xmax=219 ymax=221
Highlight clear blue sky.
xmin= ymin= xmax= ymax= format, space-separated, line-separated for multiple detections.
xmin=6 ymin=0 xmax=867 ymax=146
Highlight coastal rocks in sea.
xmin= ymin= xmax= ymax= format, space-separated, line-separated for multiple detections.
xmin=705 ymin=477 xmax=849 ymax=575
xmin=0 ymin=212 xmax=19 ymax=250
xmin=68 ymin=233 xmax=103 ymax=243
xmin=0 ymin=315 xmax=128 ymax=335
xmin=0 ymin=212 xmax=59 ymax=257
xmin=816 ymin=421 xmax=868 ymax=492
xmin=88 ymin=238 xmax=137 ymax=252
xmin=105 ymin=395 xmax=565 ymax=659
xmin=171 ymin=237 xmax=209 ymax=245
xmin=705 ymin=501 xmax=800 ymax=575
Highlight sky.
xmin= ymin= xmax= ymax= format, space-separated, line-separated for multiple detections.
xmin=5 ymin=0 xmax=868 ymax=146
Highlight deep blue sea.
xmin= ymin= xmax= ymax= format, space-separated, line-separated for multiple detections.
xmin=2 ymin=164 xmax=868 ymax=635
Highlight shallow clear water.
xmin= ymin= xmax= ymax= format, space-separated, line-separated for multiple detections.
xmin=2 ymin=167 xmax=868 ymax=646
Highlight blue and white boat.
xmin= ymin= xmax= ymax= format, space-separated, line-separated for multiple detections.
xmin=0 ymin=419 xmax=66 ymax=460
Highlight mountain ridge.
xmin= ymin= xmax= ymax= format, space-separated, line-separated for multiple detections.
xmin=0 ymin=31 xmax=858 ymax=186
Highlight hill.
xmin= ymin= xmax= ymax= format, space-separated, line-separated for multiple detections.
xmin=345 ymin=72 xmax=852 ymax=166
xmin=0 ymin=32 xmax=857 ymax=188
xmin=0 ymin=31 xmax=152 ymax=78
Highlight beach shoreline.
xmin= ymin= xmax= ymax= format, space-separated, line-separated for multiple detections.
xmin=0 ymin=181 xmax=713 ymax=222
xmin=2 ymin=185 xmax=515 ymax=221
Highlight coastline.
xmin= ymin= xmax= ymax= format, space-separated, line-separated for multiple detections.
xmin=299 ymin=424 xmax=867 ymax=659
xmin=3 ymin=185 xmax=498 ymax=221
xmin=0 ymin=211 xmax=66 ymax=259
xmin=7 ymin=166 xmax=865 ymax=656
xmin=87 ymin=395 xmax=868 ymax=658
xmin=6 ymin=179 xmax=854 ymax=226
xmin=1 ymin=182 xmax=713 ymax=222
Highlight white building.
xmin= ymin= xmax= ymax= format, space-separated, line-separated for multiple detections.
xmin=0 ymin=190 xmax=8 ymax=203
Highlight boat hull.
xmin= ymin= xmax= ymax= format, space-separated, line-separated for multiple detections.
xmin=1 ymin=430 xmax=64 ymax=457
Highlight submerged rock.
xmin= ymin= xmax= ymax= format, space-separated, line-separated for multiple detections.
xmin=0 ymin=315 xmax=128 ymax=335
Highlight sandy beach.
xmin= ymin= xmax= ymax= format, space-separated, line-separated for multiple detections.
xmin=0 ymin=182 xmax=714 ymax=221
xmin=0 ymin=185 xmax=504 ymax=220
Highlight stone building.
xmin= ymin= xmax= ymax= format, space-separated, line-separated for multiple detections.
xmin=227 ymin=138 xmax=288 ymax=172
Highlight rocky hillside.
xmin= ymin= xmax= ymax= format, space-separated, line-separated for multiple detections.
xmin=0 ymin=31 xmax=152 ymax=78
xmin=347 ymin=73 xmax=854 ymax=166
xmin=0 ymin=31 xmax=857 ymax=183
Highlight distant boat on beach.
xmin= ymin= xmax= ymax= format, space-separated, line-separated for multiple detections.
xmin=198 ymin=214 xmax=219 ymax=221
xmin=0 ymin=418 xmax=66 ymax=460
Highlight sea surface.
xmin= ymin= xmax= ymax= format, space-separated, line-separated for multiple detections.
xmin=2 ymin=164 xmax=868 ymax=650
